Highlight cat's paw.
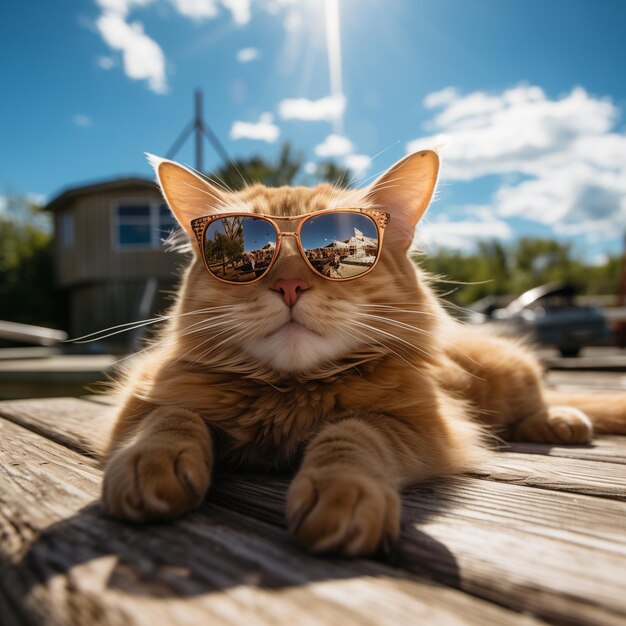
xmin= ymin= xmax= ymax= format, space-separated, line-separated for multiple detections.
xmin=287 ymin=469 xmax=400 ymax=556
xmin=514 ymin=406 xmax=593 ymax=444
xmin=102 ymin=440 xmax=211 ymax=522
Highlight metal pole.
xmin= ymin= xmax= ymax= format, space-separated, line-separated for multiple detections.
xmin=201 ymin=124 xmax=232 ymax=167
xmin=195 ymin=89 xmax=203 ymax=173
xmin=165 ymin=120 xmax=194 ymax=160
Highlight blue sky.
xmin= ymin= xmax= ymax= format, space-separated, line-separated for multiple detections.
xmin=1 ymin=0 xmax=625 ymax=261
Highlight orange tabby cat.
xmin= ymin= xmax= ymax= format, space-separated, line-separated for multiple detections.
xmin=102 ymin=149 xmax=626 ymax=556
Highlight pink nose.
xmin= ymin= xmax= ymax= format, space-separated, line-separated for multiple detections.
xmin=270 ymin=278 xmax=310 ymax=308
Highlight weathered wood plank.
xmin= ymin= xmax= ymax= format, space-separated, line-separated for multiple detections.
xmin=0 ymin=418 xmax=544 ymax=626
xmin=508 ymin=437 xmax=626 ymax=464
xmin=210 ymin=472 xmax=626 ymax=626
xmin=2 ymin=397 xmax=625 ymax=502
xmin=474 ymin=453 xmax=626 ymax=499
xmin=0 ymin=397 xmax=113 ymax=458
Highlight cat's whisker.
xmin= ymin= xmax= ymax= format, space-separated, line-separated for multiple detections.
xmin=185 ymin=163 xmax=240 ymax=194
xmin=172 ymin=322 xmax=244 ymax=366
xmin=181 ymin=181 xmax=249 ymax=212
xmin=351 ymin=320 xmax=426 ymax=350
xmin=356 ymin=311 xmax=482 ymax=371
xmin=190 ymin=325 xmax=256 ymax=365
xmin=357 ymin=313 xmax=431 ymax=335
xmin=177 ymin=319 xmax=236 ymax=340
xmin=69 ymin=317 xmax=164 ymax=343
xmin=345 ymin=324 xmax=425 ymax=373
xmin=346 ymin=141 xmax=401 ymax=188
xmin=354 ymin=304 xmax=440 ymax=317
xmin=70 ymin=305 xmax=239 ymax=344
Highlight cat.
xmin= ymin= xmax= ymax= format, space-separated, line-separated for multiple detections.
xmin=102 ymin=149 xmax=626 ymax=556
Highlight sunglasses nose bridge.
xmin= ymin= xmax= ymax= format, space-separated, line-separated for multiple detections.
xmin=268 ymin=234 xmax=310 ymax=277
xmin=276 ymin=232 xmax=300 ymax=257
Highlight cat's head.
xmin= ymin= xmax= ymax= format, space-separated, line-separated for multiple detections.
xmin=151 ymin=150 xmax=439 ymax=376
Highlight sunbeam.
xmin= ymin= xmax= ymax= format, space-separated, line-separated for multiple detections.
xmin=324 ymin=0 xmax=344 ymax=135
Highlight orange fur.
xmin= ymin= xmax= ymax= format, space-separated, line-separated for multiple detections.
xmin=101 ymin=151 xmax=626 ymax=556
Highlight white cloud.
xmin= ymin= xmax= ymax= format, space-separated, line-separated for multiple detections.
xmin=236 ymin=47 xmax=259 ymax=63
xmin=423 ymin=87 xmax=458 ymax=109
xmin=283 ymin=10 xmax=302 ymax=33
xmin=73 ymin=114 xmax=93 ymax=127
xmin=230 ymin=112 xmax=280 ymax=142
xmin=314 ymin=134 xmax=353 ymax=158
xmin=169 ymin=0 xmax=250 ymax=23
xmin=221 ymin=0 xmax=251 ymax=24
xmin=169 ymin=0 xmax=219 ymax=20
xmin=303 ymin=162 xmax=317 ymax=175
xmin=96 ymin=11 xmax=167 ymax=93
xmin=344 ymin=154 xmax=371 ymax=175
xmin=97 ymin=55 xmax=116 ymax=69
xmin=279 ymin=94 xmax=346 ymax=122
xmin=409 ymin=85 xmax=626 ymax=236
xmin=94 ymin=0 xmax=252 ymax=93
xmin=96 ymin=0 xmax=155 ymax=17
xmin=419 ymin=215 xmax=513 ymax=251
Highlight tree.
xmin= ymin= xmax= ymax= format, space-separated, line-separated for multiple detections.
xmin=0 ymin=194 xmax=57 ymax=327
xmin=204 ymin=231 xmax=244 ymax=270
xmin=207 ymin=143 xmax=353 ymax=191
xmin=417 ymin=238 xmax=621 ymax=307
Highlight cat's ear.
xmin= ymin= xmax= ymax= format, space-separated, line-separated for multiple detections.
xmin=147 ymin=153 xmax=225 ymax=238
xmin=367 ymin=149 xmax=439 ymax=249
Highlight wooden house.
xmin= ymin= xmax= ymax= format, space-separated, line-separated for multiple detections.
xmin=46 ymin=177 xmax=182 ymax=349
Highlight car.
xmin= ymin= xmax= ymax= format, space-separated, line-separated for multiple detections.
xmin=470 ymin=282 xmax=611 ymax=357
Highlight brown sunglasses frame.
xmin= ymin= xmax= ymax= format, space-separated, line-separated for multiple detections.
xmin=190 ymin=208 xmax=390 ymax=285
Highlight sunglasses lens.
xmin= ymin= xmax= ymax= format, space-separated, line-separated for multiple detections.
xmin=300 ymin=212 xmax=379 ymax=279
xmin=203 ymin=216 xmax=277 ymax=283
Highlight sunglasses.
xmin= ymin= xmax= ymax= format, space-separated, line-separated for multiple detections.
xmin=190 ymin=208 xmax=390 ymax=284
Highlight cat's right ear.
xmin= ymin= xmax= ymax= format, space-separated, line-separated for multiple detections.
xmin=147 ymin=154 xmax=225 ymax=238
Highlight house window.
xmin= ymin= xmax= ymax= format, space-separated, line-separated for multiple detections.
xmin=115 ymin=202 xmax=177 ymax=249
xmin=59 ymin=211 xmax=74 ymax=248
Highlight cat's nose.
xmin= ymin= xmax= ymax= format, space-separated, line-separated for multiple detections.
xmin=270 ymin=278 xmax=310 ymax=308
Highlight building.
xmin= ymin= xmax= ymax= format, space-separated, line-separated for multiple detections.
xmin=45 ymin=177 xmax=182 ymax=349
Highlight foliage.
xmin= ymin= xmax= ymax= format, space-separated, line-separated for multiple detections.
xmin=0 ymin=195 xmax=56 ymax=326
xmin=417 ymin=237 xmax=624 ymax=306
xmin=208 ymin=143 xmax=351 ymax=190
xmin=204 ymin=231 xmax=244 ymax=265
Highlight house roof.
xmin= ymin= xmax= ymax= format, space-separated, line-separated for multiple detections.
xmin=45 ymin=176 xmax=158 ymax=212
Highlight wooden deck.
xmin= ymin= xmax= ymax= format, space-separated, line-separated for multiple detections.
xmin=0 ymin=372 xmax=625 ymax=625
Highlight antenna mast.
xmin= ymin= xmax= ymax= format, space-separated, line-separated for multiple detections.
xmin=166 ymin=89 xmax=230 ymax=171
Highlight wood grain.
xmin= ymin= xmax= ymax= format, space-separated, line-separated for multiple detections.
xmin=0 ymin=397 xmax=113 ymax=458
xmin=210 ymin=472 xmax=626 ymax=626
xmin=508 ymin=437 xmax=626 ymax=464
xmin=0 ymin=418 xmax=542 ymax=626
xmin=474 ymin=452 xmax=626 ymax=499
xmin=1 ymin=397 xmax=626 ymax=624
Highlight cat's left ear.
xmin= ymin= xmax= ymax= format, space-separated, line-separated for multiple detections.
xmin=367 ymin=149 xmax=439 ymax=249
xmin=147 ymin=153 xmax=225 ymax=238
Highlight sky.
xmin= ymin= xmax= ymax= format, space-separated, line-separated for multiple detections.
xmin=1 ymin=0 xmax=625 ymax=262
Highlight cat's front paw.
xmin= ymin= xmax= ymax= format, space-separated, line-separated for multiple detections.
xmin=102 ymin=440 xmax=211 ymax=522
xmin=287 ymin=469 xmax=400 ymax=556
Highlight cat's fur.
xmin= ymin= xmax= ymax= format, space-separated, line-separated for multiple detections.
xmin=102 ymin=150 xmax=626 ymax=556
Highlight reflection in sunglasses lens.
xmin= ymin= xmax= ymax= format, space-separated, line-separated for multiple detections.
xmin=203 ymin=216 xmax=278 ymax=283
xmin=300 ymin=212 xmax=379 ymax=279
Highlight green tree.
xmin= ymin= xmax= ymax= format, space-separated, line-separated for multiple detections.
xmin=417 ymin=237 xmax=622 ymax=307
xmin=207 ymin=143 xmax=353 ymax=190
xmin=0 ymin=194 xmax=56 ymax=327
xmin=204 ymin=231 xmax=244 ymax=269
